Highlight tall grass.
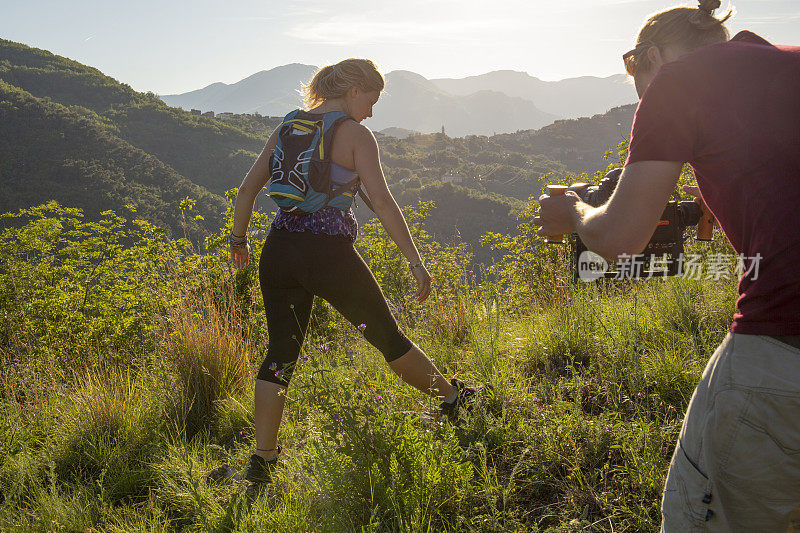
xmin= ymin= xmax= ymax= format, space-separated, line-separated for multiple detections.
xmin=161 ymin=289 xmax=253 ymax=438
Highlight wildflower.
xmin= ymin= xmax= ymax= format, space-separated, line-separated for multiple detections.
xmin=374 ymin=395 xmax=382 ymax=402
xmin=357 ymin=323 xmax=366 ymax=331
xmin=637 ymin=391 xmax=647 ymax=399
xmin=318 ymin=343 xmax=330 ymax=352
xmin=12 ymin=358 xmax=19 ymax=364
xmin=269 ymin=363 xmax=277 ymax=371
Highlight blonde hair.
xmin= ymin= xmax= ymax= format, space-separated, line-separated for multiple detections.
xmin=302 ymin=59 xmax=385 ymax=109
xmin=628 ymin=0 xmax=733 ymax=74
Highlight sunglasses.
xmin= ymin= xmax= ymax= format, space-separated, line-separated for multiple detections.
xmin=623 ymin=43 xmax=654 ymax=76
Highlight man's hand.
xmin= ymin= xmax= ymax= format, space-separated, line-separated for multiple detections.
xmin=683 ymin=185 xmax=712 ymax=213
xmin=230 ymin=243 xmax=250 ymax=270
xmin=537 ymin=162 xmax=682 ymax=260
xmin=533 ymin=191 xmax=582 ymax=238
xmin=682 ymin=184 xmax=717 ymax=239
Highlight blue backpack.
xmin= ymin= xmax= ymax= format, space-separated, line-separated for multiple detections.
xmin=267 ymin=109 xmax=365 ymax=214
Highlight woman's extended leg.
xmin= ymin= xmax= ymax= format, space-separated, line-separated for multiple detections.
xmin=388 ymin=344 xmax=456 ymax=399
xmin=298 ymin=233 xmax=456 ymax=400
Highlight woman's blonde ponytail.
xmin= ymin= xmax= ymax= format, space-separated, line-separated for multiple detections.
xmin=302 ymin=59 xmax=385 ymax=109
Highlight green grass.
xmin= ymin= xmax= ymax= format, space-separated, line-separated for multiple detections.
xmin=0 ymin=202 xmax=739 ymax=531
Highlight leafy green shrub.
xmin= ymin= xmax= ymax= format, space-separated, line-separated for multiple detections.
xmin=0 ymin=202 xmax=182 ymax=368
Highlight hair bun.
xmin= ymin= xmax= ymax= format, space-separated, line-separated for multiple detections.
xmin=698 ymin=0 xmax=722 ymax=14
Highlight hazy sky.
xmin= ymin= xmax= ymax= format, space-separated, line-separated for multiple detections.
xmin=2 ymin=0 xmax=798 ymax=95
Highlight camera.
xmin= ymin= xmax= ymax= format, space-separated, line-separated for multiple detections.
xmin=553 ymin=168 xmax=714 ymax=280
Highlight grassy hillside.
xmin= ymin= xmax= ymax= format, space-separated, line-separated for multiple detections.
xmin=0 ymin=199 xmax=739 ymax=531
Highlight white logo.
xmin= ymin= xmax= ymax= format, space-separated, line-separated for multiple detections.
xmin=578 ymin=251 xmax=608 ymax=281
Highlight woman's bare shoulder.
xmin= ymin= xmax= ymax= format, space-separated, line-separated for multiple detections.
xmin=338 ymin=119 xmax=376 ymax=145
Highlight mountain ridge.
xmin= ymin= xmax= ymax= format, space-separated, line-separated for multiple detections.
xmin=159 ymin=65 xmax=636 ymax=136
xmin=430 ymin=70 xmax=634 ymax=119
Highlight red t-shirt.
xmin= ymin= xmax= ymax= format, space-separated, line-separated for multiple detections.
xmin=627 ymin=31 xmax=800 ymax=336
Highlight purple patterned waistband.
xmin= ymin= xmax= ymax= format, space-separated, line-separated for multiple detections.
xmin=271 ymin=206 xmax=358 ymax=241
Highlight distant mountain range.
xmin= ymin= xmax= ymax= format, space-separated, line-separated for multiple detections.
xmin=161 ymin=64 xmax=318 ymax=118
xmin=161 ymin=65 xmax=637 ymax=137
xmin=430 ymin=71 xmax=635 ymax=121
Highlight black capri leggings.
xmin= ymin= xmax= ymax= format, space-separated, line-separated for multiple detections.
xmin=257 ymin=228 xmax=413 ymax=386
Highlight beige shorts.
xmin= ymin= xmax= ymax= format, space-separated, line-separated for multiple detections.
xmin=661 ymin=333 xmax=800 ymax=532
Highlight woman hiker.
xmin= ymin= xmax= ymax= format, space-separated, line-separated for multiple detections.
xmin=224 ymin=58 xmax=475 ymax=487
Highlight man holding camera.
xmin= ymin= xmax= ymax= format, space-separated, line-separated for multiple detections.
xmin=536 ymin=2 xmax=800 ymax=531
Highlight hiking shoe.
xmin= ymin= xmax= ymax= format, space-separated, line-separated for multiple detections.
xmin=439 ymin=378 xmax=477 ymax=423
xmin=206 ymin=464 xmax=242 ymax=485
xmin=243 ymin=447 xmax=281 ymax=484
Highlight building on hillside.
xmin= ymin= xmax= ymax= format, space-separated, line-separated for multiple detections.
xmin=440 ymin=174 xmax=463 ymax=184
xmin=190 ymin=109 xmax=201 ymax=115
xmin=217 ymin=112 xmax=234 ymax=120
xmin=202 ymin=111 xmax=215 ymax=118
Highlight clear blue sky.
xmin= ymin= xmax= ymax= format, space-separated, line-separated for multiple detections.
xmin=2 ymin=0 xmax=798 ymax=95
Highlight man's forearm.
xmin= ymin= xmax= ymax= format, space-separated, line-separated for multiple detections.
xmin=571 ymin=202 xmax=626 ymax=261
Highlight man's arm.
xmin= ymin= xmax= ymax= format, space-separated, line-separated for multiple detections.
xmin=535 ymin=161 xmax=683 ymax=260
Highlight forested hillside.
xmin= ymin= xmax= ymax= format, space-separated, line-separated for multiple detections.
xmin=492 ymin=104 xmax=637 ymax=174
xmin=0 ymin=39 xmax=284 ymax=195
xmin=0 ymin=80 xmax=225 ymax=238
